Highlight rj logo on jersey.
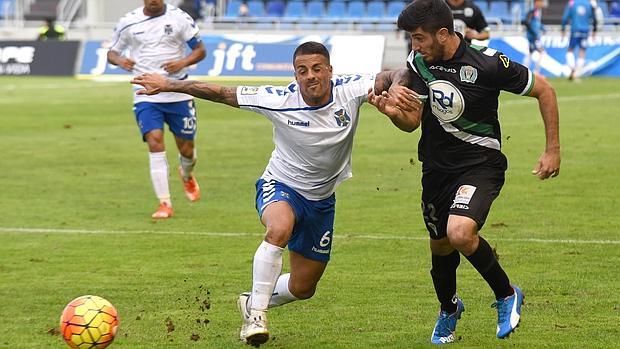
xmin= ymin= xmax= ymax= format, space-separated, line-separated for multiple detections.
xmin=334 ymin=109 xmax=351 ymax=127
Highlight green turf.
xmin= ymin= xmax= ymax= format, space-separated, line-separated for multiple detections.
xmin=0 ymin=76 xmax=618 ymax=348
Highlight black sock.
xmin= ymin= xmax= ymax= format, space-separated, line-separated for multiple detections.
xmin=465 ymin=237 xmax=513 ymax=300
xmin=431 ymin=250 xmax=460 ymax=313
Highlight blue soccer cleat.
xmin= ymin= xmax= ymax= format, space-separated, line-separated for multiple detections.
xmin=493 ymin=285 xmax=525 ymax=339
xmin=431 ymin=298 xmax=465 ymax=344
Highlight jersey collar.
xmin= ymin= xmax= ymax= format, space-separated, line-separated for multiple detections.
xmin=453 ymin=32 xmax=467 ymax=59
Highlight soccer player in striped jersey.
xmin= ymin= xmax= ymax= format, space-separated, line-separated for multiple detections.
xmin=372 ymin=0 xmax=560 ymax=343
xmin=131 ymin=41 xmax=420 ymax=346
xmin=107 ymin=0 xmax=206 ymax=219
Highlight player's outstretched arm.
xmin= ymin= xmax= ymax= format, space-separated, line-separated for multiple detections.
xmin=367 ymin=87 xmax=422 ymax=133
xmin=527 ymin=73 xmax=561 ymax=180
xmin=131 ymin=73 xmax=239 ymax=107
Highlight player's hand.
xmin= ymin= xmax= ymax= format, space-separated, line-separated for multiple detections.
xmin=118 ymin=57 xmax=135 ymax=72
xmin=131 ymin=73 xmax=168 ymax=95
xmin=465 ymin=28 xmax=477 ymax=40
xmin=387 ymin=85 xmax=424 ymax=113
xmin=161 ymin=60 xmax=185 ymax=74
xmin=531 ymin=149 xmax=561 ymax=180
xmin=368 ymin=88 xmax=422 ymax=132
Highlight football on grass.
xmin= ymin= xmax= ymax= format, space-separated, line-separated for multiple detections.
xmin=60 ymin=295 xmax=119 ymax=348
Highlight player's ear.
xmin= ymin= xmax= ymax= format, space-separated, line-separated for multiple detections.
xmin=436 ymin=27 xmax=449 ymax=43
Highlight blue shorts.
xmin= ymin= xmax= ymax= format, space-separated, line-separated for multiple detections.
xmin=528 ymin=38 xmax=542 ymax=53
xmin=568 ymin=31 xmax=589 ymax=50
xmin=255 ymin=177 xmax=336 ymax=263
xmin=133 ymin=100 xmax=197 ymax=141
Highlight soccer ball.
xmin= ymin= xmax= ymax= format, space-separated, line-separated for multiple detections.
xmin=60 ymin=295 xmax=119 ymax=349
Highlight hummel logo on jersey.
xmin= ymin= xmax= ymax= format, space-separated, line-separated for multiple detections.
xmin=288 ymin=120 xmax=310 ymax=127
xmin=164 ymin=24 xmax=173 ymax=35
xmin=334 ymin=109 xmax=351 ymax=127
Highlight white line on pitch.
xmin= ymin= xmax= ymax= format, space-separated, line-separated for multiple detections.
xmin=1 ymin=227 xmax=618 ymax=245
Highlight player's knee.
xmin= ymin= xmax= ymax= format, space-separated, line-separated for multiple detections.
xmin=264 ymin=225 xmax=292 ymax=247
xmin=289 ymin=282 xmax=317 ymax=300
xmin=446 ymin=225 xmax=476 ymax=252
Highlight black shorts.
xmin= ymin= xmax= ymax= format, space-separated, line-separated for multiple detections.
xmin=421 ymin=166 xmax=505 ymax=239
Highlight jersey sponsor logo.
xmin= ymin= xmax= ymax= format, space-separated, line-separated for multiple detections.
xmin=287 ymin=120 xmax=310 ymax=127
xmin=499 ymin=54 xmax=510 ymax=68
xmin=429 ymin=65 xmax=457 ymax=73
xmin=428 ymin=80 xmax=465 ymax=122
xmin=164 ymin=24 xmax=173 ymax=35
xmin=240 ymin=86 xmax=259 ymax=95
xmin=334 ymin=108 xmax=351 ymax=127
xmin=453 ymin=185 xmax=476 ymax=205
xmin=464 ymin=7 xmax=474 ymax=17
xmin=459 ymin=65 xmax=478 ymax=83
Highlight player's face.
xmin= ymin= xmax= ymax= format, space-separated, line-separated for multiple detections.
xmin=144 ymin=0 xmax=165 ymax=16
xmin=409 ymin=28 xmax=448 ymax=63
xmin=294 ymin=54 xmax=333 ymax=106
xmin=534 ymin=0 xmax=544 ymax=9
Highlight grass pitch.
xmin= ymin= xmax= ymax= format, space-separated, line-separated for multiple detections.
xmin=0 ymin=76 xmax=618 ymax=348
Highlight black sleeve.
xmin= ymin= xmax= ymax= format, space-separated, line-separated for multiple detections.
xmin=406 ymin=61 xmax=430 ymax=96
xmin=494 ymin=52 xmax=533 ymax=95
xmin=472 ymin=5 xmax=489 ymax=32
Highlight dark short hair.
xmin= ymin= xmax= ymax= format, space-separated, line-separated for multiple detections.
xmin=293 ymin=41 xmax=330 ymax=64
xmin=397 ymin=0 xmax=454 ymax=34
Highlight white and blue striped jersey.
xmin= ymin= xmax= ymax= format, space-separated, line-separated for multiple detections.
xmin=110 ymin=4 xmax=201 ymax=104
xmin=236 ymin=74 xmax=375 ymax=200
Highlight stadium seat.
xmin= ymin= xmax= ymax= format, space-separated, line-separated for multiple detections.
xmin=386 ymin=1 xmax=405 ymax=19
xmin=306 ymin=1 xmax=324 ymax=17
xmin=247 ymin=0 xmax=265 ymax=16
xmin=225 ymin=0 xmax=242 ymax=17
xmin=474 ymin=0 xmax=488 ymax=11
xmin=326 ymin=1 xmax=346 ymax=18
xmin=347 ymin=1 xmax=366 ymax=18
xmin=488 ymin=1 xmax=510 ymax=22
xmin=0 ymin=0 xmax=15 ymax=18
xmin=284 ymin=0 xmax=304 ymax=17
xmin=265 ymin=0 xmax=285 ymax=17
xmin=366 ymin=1 xmax=386 ymax=18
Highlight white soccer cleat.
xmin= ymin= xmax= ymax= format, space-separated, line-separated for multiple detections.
xmin=237 ymin=293 xmax=269 ymax=347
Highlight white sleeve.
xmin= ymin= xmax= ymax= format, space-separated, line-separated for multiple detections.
xmin=335 ymin=74 xmax=376 ymax=104
xmin=109 ymin=16 xmax=131 ymax=53
xmin=177 ymin=9 xmax=200 ymax=42
xmin=236 ymin=84 xmax=294 ymax=120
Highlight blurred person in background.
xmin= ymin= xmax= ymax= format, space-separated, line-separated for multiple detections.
xmin=107 ymin=0 xmax=206 ymax=219
xmin=523 ymin=0 xmax=546 ymax=73
xmin=445 ymin=0 xmax=490 ymax=43
xmin=562 ymin=0 xmax=598 ymax=81
xmin=37 ymin=18 xmax=65 ymax=41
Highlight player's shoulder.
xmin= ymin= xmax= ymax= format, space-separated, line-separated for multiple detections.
xmin=463 ymin=0 xmax=482 ymax=10
xmin=332 ymin=74 xmax=374 ymax=88
xmin=115 ymin=7 xmax=145 ymax=30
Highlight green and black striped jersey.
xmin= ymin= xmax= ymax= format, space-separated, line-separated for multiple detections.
xmin=407 ymin=36 xmax=534 ymax=173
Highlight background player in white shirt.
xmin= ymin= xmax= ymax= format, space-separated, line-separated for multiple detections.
xmin=131 ymin=41 xmax=421 ymax=346
xmin=107 ymin=0 xmax=206 ymax=219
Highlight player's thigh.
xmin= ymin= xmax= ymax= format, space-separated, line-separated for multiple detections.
xmin=163 ymin=100 xmax=197 ymax=140
xmin=261 ymin=201 xmax=296 ymax=247
xmin=421 ymin=170 xmax=459 ymax=240
xmin=134 ymin=102 xmax=165 ymax=140
xmin=448 ymin=166 xmax=505 ymax=230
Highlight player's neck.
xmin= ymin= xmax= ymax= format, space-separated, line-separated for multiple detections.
xmin=144 ymin=6 xmax=165 ymax=17
xmin=441 ymin=35 xmax=461 ymax=61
